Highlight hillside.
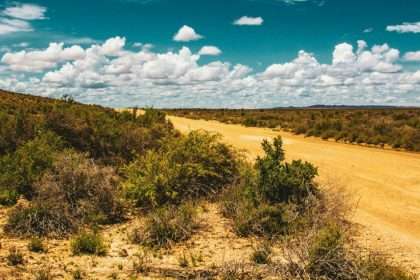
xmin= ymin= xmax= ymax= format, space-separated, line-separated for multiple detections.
xmin=0 ymin=91 xmax=417 ymax=279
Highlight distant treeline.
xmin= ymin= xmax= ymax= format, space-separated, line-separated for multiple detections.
xmin=165 ymin=108 xmax=420 ymax=152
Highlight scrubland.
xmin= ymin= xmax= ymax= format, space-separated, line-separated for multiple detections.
xmin=0 ymin=90 xmax=417 ymax=279
xmin=166 ymin=108 xmax=420 ymax=152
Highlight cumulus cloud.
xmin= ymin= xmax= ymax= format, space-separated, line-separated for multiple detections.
xmin=233 ymin=16 xmax=263 ymax=26
xmin=3 ymin=3 xmax=47 ymax=20
xmin=173 ymin=25 xmax=203 ymax=42
xmin=198 ymin=46 xmax=222 ymax=56
xmin=386 ymin=22 xmax=420 ymax=33
xmin=1 ymin=38 xmax=420 ymax=108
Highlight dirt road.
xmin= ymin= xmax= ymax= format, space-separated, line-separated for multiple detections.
xmin=168 ymin=115 xmax=420 ymax=268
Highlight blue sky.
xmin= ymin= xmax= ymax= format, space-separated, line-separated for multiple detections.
xmin=1 ymin=0 xmax=420 ymax=107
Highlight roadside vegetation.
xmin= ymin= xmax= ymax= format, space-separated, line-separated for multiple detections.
xmin=0 ymin=90 xmax=416 ymax=279
xmin=166 ymin=108 xmax=420 ymax=152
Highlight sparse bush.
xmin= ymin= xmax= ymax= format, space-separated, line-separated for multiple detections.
xmin=133 ymin=203 xmax=199 ymax=248
xmin=28 ymin=237 xmax=46 ymax=253
xmin=5 ymin=204 xmax=73 ymax=237
xmin=359 ymin=255 xmax=417 ymax=280
xmin=251 ymin=242 xmax=272 ymax=264
xmin=34 ymin=267 xmax=53 ymax=280
xmin=6 ymin=151 xmax=124 ymax=237
xmin=123 ymin=130 xmax=238 ymax=208
xmin=71 ymin=231 xmax=107 ymax=256
xmin=307 ymin=223 xmax=350 ymax=279
xmin=7 ymin=247 xmax=24 ymax=266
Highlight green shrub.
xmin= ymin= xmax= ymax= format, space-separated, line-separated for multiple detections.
xmin=134 ymin=203 xmax=199 ymax=248
xmin=0 ymin=132 xmax=63 ymax=199
xmin=7 ymin=247 xmax=24 ymax=266
xmin=256 ymin=136 xmax=318 ymax=205
xmin=123 ymin=131 xmax=238 ymax=208
xmin=0 ymin=189 xmax=19 ymax=206
xmin=71 ymin=231 xmax=107 ymax=256
xmin=28 ymin=237 xmax=46 ymax=253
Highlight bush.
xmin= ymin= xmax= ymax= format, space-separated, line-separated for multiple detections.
xmin=5 ymin=204 xmax=73 ymax=237
xmin=307 ymin=223 xmax=349 ymax=279
xmin=28 ymin=237 xmax=46 ymax=253
xmin=256 ymin=137 xmax=318 ymax=205
xmin=7 ymin=247 xmax=24 ymax=266
xmin=359 ymin=256 xmax=416 ymax=280
xmin=251 ymin=242 xmax=272 ymax=264
xmin=5 ymin=151 xmax=124 ymax=237
xmin=0 ymin=132 xmax=63 ymax=200
xmin=133 ymin=203 xmax=199 ymax=248
xmin=34 ymin=267 xmax=53 ymax=280
xmin=71 ymin=231 xmax=107 ymax=256
xmin=221 ymin=137 xmax=319 ymax=237
xmin=0 ymin=189 xmax=19 ymax=206
xmin=123 ymin=131 xmax=238 ymax=208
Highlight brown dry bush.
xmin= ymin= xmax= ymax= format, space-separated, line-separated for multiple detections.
xmin=5 ymin=150 xmax=124 ymax=238
xmin=131 ymin=202 xmax=199 ymax=249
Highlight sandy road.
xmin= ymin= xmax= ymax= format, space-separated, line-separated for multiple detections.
xmin=168 ymin=115 xmax=420 ymax=267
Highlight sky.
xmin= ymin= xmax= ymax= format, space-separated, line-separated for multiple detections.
xmin=1 ymin=0 xmax=420 ymax=108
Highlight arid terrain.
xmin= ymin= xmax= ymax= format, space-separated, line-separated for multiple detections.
xmin=168 ymin=115 xmax=420 ymax=269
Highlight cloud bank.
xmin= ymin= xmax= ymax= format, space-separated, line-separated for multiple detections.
xmin=1 ymin=37 xmax=420 ymax=108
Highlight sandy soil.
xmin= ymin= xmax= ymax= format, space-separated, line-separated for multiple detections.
xmin=168 ymin=115 xmax=420 ymax=270
xmin=0 ymin=203 xmax=262 ymax=279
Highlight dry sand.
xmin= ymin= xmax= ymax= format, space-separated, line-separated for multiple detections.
xmin=168 ymin=115 xmax=420 ymax=269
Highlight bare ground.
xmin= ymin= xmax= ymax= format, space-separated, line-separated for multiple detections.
xmin=168 ymin=115 xmax=420 ymax=270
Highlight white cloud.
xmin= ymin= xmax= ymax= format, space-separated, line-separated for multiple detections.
xmin=233 ymin=16 xmax=263 ymax=26
xmin=386 ymin=22 xmax=420 ymax=33
xmin=2 ymin=42 xmax=86 ymax=72
xmin=363 ymin=27 xmax=373 ymax=33
xmin=3 ymin=3 xmax=46 ymax=20
xmin=1 ymin=38 xmax=420 ymax=107
xmin=99 ymin=36 xmax=126 ymax=56
xmin=198 ymin=46 xmax=222 ymax=56
xmin=0 ymin=3 xmax=47 ymax=36
xmin=0 ymin=18 xmax=32 ymax=35
xmin=173 ymin=25 xmax=203 ymax=42
xmin=404 ymin=51 xmax=420 ymax=62
xmin=333 ymin=43 xmax=356 ymax=65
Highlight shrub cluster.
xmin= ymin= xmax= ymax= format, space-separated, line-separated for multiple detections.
xmin=221 ymin=136 xmax=318 ymax=237
xmin=131 ymin=203 xmax=199 ymax=248
xmin=123 ymin=130 xmax=238 ymax=208
xmin=281 ymin=223 xmax=416 ymax=280
xmin=167 ymin=108 xmax=420 ymax=152
xmin=0 ymin=90 xmax=174 ymax=207
xmin=71 ymin=231 xmax=108 ymax=256
xmin=5 ymin=151 xmax=124 ymax=237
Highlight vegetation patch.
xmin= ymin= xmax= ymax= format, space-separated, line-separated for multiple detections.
xmin=166 ymin=108 xmax=420 ymax=152
xmin=123 ymin=130 xmax=238 ymax=208
xmin=131 ymin=202 xmax=199 ymax=248
xmin=5 ymin=151 xmax=124 ymax=237
xmin=221 ymin=136 xmax=319 ymax=237
xmin=71 ymin=231 xmax=108 ymax=256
